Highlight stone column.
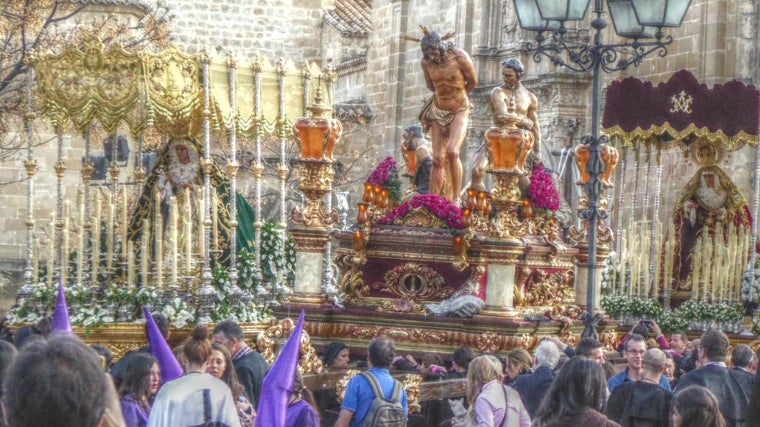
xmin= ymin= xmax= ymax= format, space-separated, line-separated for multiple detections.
xmin=475 ymin=239 xmax=523 ymax=317
xmin=480 ymin=263 xmax=519 ymax=317
xmin=289 ymin=228 xmax=330 ymax=304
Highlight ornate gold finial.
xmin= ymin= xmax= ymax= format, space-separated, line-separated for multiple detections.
xmin=227 ymin=51 xmax=237 ymax=68
xmin=23 ymin=159 xmax=38 ymax=177
xmin=252 ymin=54 xmax=263 ymax=72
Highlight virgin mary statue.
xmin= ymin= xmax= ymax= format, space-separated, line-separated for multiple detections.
xmin=127 ymin=136 xmax=256 ymax=266
xmin=669 ymin=164 xmax=751 ymax=298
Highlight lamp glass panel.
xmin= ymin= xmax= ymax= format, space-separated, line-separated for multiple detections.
xmin=514 ymin=0 xmax=547 ymax=29
xmin=663 ymin=0 xmax=692 ymax=26
xmin=632 ymin=0 xmax=691 ymax=27
xmin=514 ymin=0 xmax=562 ymax=30
xmin=608 ymin=0 xmax=656 ymax=38
xmin=537 ymin=0 xmax=590 ymax=20
xmin=630 ymin=0 xmax=666 ymax=25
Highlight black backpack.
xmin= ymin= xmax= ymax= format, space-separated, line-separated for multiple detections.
xmin=359 ymin=371 xmax=405 ymax=427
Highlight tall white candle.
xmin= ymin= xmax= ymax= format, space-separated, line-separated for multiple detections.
xmin=154 ymin=196 xmax=163 ymax=290
xmin=141 ymin=218 xmax=150 ymax=286
xmin=121 ymin=188 xmax=128 ymax=258
xmin=127 ymin=241 xmax=135 ymax=286
xmin=653 ymin=221 xmax=662 ymax=296
xmin=184 ymin=189 xmax=192 ymax=274
xmin=94 ymin=191 xmax=102 ymax=229
xmin=62 ymin=200 xmax=70 ymax=285
xmin=33 ymin=237 xmax=40 ymax=284
xmin=92 ymin=214 xmax=100 ymax=283
xmin=211 ymin=188 xmax=219 ymax=250
xmin=77 ymin=189 xmax=85 ymax=286
xmin=47 ymin=214 xmax=55 ymax=288
xmin=692 ymin=234 xmax=701 ymax=299
xmin=170 ymin=196 xmax=178 ymax=286
xmin=106 ymin=192 xmax=114 ymax=271
xmin=197 ymin=187 xmax=205 ymax=255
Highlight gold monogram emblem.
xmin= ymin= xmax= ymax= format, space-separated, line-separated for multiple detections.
xmin=669 ymin=90 xmax=694 ymax=114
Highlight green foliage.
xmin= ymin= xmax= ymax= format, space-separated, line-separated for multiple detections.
xmin=259 ymin=218 xmax=296 ymax=285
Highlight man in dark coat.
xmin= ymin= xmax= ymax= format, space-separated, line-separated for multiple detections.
xmin=212 ymin=319 xmax=269 ymax=406
xmin=676 ymin=329 xmax=754 ymax=427
xmin=512 ymin=340 xmax=559 ymax=418
xmin=606 ymin=348 xmax=672 ymax=427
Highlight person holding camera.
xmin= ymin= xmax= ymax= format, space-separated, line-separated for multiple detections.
xmin=616 ymin=320 xmax=671 ymax=355
xmin=608 ymin=334 xmax=672 ymax=394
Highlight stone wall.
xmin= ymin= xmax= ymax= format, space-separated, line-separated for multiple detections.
xmin=164 ymin=0 xmax=326 ymax=63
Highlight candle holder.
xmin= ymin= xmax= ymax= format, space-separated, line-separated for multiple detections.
xmin=363 ymin=182 xmax=374 ymax=203
xmin=353 ymin=230 xmax=364 ymax=252
xmin=466 ymin=188 xmax=477 ymax=209
xmin=521 ymin=199 xmax=532 ymax=219
xmin=462 ymin=208 xmax=471 ymax=228
xmin=452 ymin=235 xmax=464 ymax=255
xmin=357 ymin=203 xmax=368 ymax=224
xmin=291 ymin=86 xmax=343 ymax=229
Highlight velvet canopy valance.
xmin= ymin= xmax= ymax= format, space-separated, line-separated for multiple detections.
xmin=602 ymin=69 xmax=759 ymax=150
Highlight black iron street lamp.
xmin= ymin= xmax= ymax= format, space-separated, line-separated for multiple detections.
xmin=512 ymin=0 xmax=691 ymax=323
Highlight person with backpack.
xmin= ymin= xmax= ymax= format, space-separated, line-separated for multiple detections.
xmin=335 ymin=336 xmax=408 ymax=427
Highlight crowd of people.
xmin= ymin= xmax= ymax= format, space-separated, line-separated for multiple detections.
xmin=0 ymin=314 xmax=759 ymax=427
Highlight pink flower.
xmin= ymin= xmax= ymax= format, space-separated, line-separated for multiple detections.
xmin=377 ymin=194 xmax=464 ymax=229
xmin=528 ymin=164 xmax=560 ymax=210
xmin=366 ymin=157 xmax=402 ymax=204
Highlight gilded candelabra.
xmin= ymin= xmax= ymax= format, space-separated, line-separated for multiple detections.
xmin=291 ymin=85 xmax=341 ymax=229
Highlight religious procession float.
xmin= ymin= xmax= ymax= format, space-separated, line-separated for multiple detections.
xmin=9 ymin=39 xmax=760 ymax=408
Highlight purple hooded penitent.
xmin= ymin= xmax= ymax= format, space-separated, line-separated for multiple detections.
xmin=255 ymin=310 xmax=305 ymax=427
xmin=51 ymin=280 xmax=72 ymax=333
xmin=143 ymin=306 xmax=183 ymax=384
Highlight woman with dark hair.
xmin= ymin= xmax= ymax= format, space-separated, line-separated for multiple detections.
xmin=533 ymin=357 xmax=621 ymax=427
xmin=147 ymin=325 xmax=240 ymax=426
xmin=119 ymin=352 xmax=160 ymax=427
xmin=315 ymin=342 xmax=350 ymax=425
xmin=322 ymin=341 xmax=350 ymax=369
xmin=671 ymin=386 xmax=725 ymax=427
xmin=208 ymin=342 xmax=254 ymax=426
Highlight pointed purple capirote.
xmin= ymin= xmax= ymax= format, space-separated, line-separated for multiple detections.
xmin=143 ymin=306 xmax=183 ymax=384
xmin=255 ymin=310 xmax=305 ymax=427
xmin=51 ymin=280 xmax=72 ymax=333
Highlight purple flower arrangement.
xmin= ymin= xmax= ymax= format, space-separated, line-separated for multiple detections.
xmin=377 ymin=194 xmax=464 ymax=230
xmin=366 ymin=156 xmax=402 ymax=205
xmin=528 ymin=164 xmax=560 ymax=211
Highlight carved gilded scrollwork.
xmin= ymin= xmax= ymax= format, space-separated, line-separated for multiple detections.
xmin=513 ymin=266 xmax=532 ymax=307
xmin=370 ymin=263 xmax=455 ymax=313
xmin=395 ymin=206 xmax=447 ymax=228
xmin=598 ymin=330 xmax=620 ymax=352
xmin=335 ymin=370 xmax=360 ymax=404
xmin=402 ymin=374 xmax=424 ymax=414
xmin=489 ymin=210 xmax=531 ymax=238
xmin=256 ymin=317 xmax=323 ymax=374
xmin=335 ymin=251 xmax=367 ymax=302
xmin=346 ymin=325 xmax=447 ymax=345
xmin=520 ymin=269 xmax=575 ymax=307
xmin=476 ymin=332 xmax=502 ymax=353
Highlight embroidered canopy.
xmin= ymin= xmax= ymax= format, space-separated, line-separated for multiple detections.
xmin=602 ymin=69 xmax=759 ymax=150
